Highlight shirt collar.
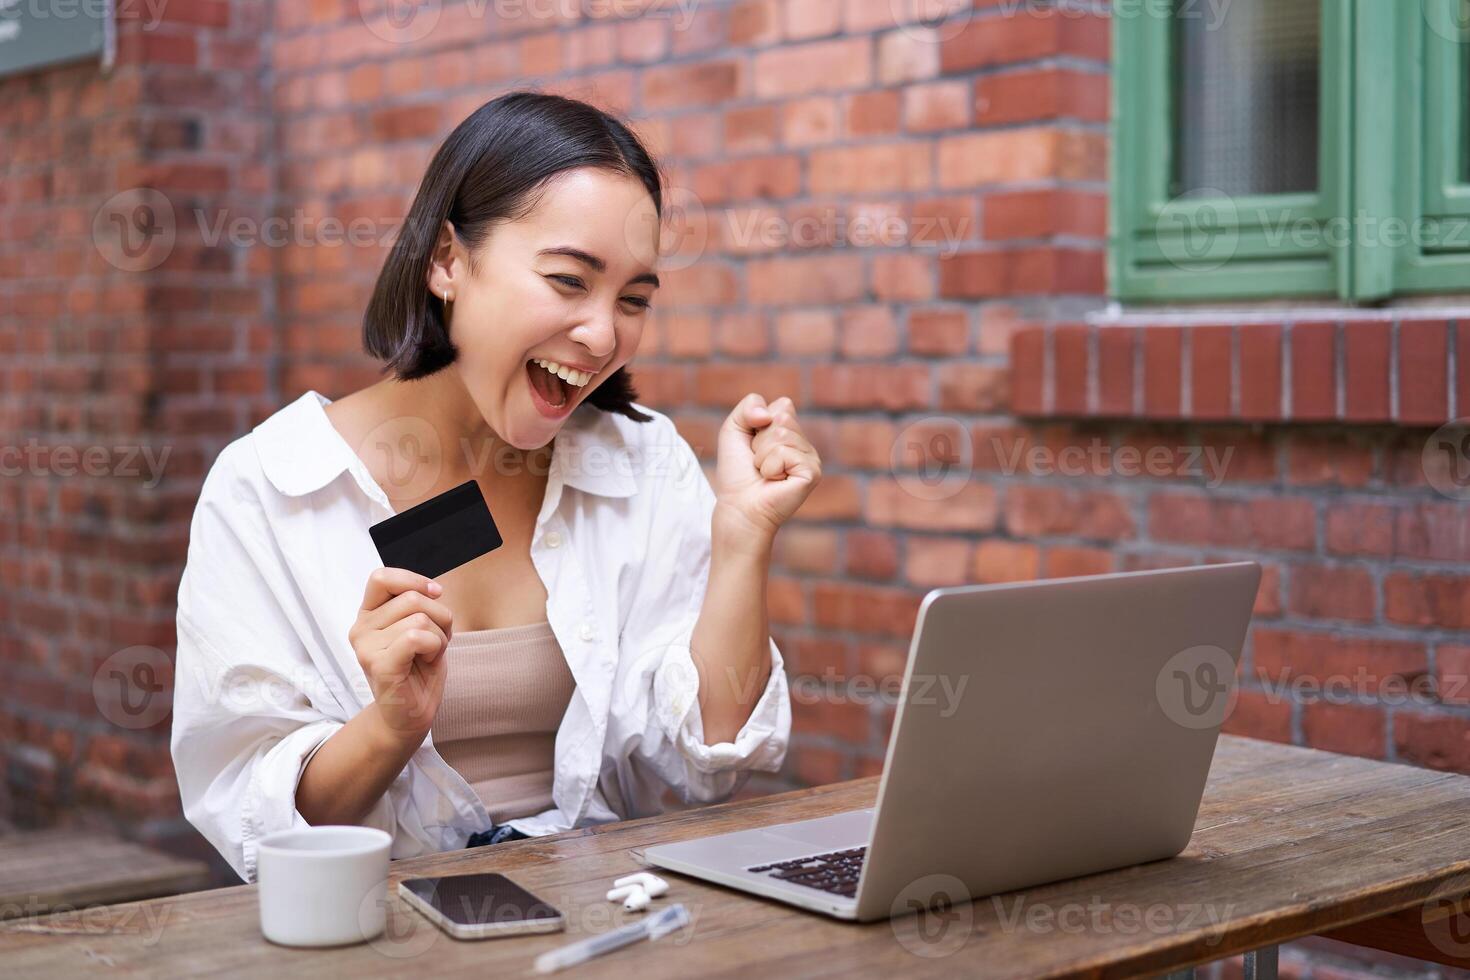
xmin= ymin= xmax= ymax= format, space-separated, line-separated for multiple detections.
xmin=252 ymin=390 xmax=639 ymax=506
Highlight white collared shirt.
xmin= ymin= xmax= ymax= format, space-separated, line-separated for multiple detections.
xmin=170 ymin=391 xmax=790 ymax=883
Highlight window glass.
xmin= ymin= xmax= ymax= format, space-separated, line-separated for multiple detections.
xmin=1172 ymin=0 xmax=1321 ymax=197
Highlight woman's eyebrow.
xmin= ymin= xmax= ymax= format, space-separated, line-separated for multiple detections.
xmin=537 ymin=245 xmax=660 ymax=289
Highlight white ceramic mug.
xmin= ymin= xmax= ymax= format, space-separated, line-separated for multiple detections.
xmin=256 ymin=825 xmax=392 ymax=947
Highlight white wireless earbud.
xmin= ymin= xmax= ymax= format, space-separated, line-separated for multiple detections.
xmin=613 ymin=872 xmax=670 ymax=898
xmin=605 ymin=884 xmax=651 ymax=911
xmin=605 ymin=872 xmax=669 ymax=912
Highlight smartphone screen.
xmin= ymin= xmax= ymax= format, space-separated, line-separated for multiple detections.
xmin=400 ymin=873 xmax=561 ymax=927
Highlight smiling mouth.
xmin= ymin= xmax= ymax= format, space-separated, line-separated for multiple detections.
xmin=526 ymin=359 xmax=577 ymax=409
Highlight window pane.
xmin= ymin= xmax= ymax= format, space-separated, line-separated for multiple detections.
xmin=1463 ymin=7 xmax=1470 ymax=183
xmin=1172 ymin=0 xmax=1320 ymax=197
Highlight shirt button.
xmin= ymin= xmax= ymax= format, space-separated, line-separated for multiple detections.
xmin=579 ymin=622 xmax=594 ymax=641
xmin=545 ymin=530 xmax=562 ymax=549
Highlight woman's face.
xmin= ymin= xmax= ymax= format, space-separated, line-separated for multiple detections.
xmin=431 ymin=167 xmax=661 ymax=450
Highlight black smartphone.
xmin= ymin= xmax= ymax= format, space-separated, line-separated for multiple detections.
xmin=397 ymin=872 xmax=564 ymax=940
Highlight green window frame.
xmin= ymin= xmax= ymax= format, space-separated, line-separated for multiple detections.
xmin=1111 ymin=0 xmax=1470 ymax=303
xmin=1397 ymin=0 xmax=1470 ymax=292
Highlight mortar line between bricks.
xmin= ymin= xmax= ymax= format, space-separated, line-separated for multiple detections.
xmin=1086 ymin=323 xmax=1099 ymax=415
xmin=1181 ymin=323 xmax=1192 ymax=419
xmin=1335 ymin=320 xmax=1346 ymax=418
xmin=1280 ymin=323 xmax=1292 ymax=420
xmin=1230 ymin=322 xmax=1242 ymax=418
xmin=1132 ymin=319 xmax=1144 ymax=415
xmin=1390 ymin=315 xmax=1401 ymax=422
xmin=1449 ymin=317 xmax=1459 ymax=421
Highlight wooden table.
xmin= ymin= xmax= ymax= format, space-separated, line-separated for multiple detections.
xmin=4 ymin=736 xmax=1470 ymax=978
xmin=0 ymin=829 xmax=210 ymax=920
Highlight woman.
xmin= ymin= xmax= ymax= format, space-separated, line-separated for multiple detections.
xmin=170 ymin=91 xmax=819 ymax=883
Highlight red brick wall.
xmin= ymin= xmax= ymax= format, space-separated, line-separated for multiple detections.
xmin=1004 ymin=312 xmax=1470 ymax=773
xmin=0 ymin=0 xmax=272 ymax=863
xmin=4 ymin=10 xmax=1470 ymax=975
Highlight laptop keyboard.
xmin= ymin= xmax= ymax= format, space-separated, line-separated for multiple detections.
xmin=746 ymin=846 xmax=867 ymax=898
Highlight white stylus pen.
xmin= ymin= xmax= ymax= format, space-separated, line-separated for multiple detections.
xmin=534 ymin=903 xmax=690 ymax=974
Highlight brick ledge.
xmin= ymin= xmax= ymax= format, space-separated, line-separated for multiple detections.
xmin=1010 ymin=317 xmax=1468 ymax=427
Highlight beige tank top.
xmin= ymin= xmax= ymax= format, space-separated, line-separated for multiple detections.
xmin=430 ymin=620 xmax=577 ymax=824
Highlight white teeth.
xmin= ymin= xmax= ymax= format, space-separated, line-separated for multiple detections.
xmin=533 ymin=358 xmax=591 ymax=387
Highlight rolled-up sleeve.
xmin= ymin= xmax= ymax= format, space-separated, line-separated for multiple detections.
xmin=170 ymin=445 xmax=399 ymax=882
xmin=174 ymin=611 xmax=394 ymax=884
xmin=652 ymin=620 xmax=789 ymax=779
xmin=612 ymin=421 xmax=791 ymax=805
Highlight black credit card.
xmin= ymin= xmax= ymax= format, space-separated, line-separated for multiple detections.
xmin=369 ymin=480 xmax=503 ymax=579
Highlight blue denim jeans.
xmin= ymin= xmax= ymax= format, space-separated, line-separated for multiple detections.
xmin=465 ymin=823 xmax=531 ymax=848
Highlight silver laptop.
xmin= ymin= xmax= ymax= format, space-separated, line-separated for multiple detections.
xmin=644 ymin=562 xmax=1261 ymax=922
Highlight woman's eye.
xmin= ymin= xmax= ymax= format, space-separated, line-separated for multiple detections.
xmin=549 ymin=274 xmax=649 ymax=311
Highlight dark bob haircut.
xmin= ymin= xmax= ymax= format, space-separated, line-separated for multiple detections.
xmin=363 ymin=90 xmax=661 ymax=423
